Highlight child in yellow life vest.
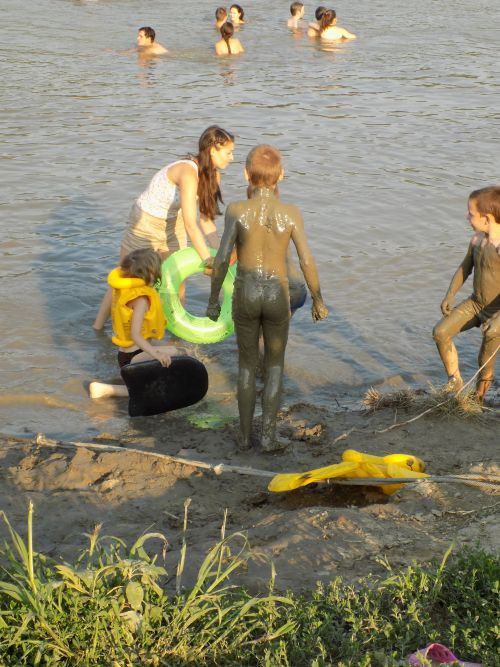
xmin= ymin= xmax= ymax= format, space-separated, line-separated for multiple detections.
xmin=90 ymin=249 xmax=179 ymax=399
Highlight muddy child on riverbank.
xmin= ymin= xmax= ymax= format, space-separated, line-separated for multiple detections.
xmin=207 ymin=145 xmax=328 ymax=452
xmin=433 ymin=185 xmax=500 ymax=402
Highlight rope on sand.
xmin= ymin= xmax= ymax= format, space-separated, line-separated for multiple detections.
xmin=28 ymin=433 xmax=276 ymax=479
xmin=1 ymin=433 xmax=498 ymax=492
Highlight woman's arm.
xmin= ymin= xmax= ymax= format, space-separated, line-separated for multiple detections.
xmin=340 ymin=28 xmax=356 ymax=39
xmin=177 ymin=164 xmax=212 ymax=261
xmin=199 ymin=215 xmax=220 ymax=248
xmin=199 ymin=170 xmax=221 ymax=248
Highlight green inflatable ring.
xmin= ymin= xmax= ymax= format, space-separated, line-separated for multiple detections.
xmin=158 ymin=247 xmax=236 ymax=344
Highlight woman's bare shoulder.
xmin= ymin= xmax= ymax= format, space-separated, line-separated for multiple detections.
xmin=167 ymin=160 xmax=198 ymax=184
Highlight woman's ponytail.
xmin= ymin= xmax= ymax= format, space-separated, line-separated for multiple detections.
xmin=319 ymin=9 xmax=336 ymax=33
xmin=220 ymin=21 xmax=234 ymax=54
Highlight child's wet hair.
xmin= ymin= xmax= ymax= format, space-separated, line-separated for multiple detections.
xmin=290 ymin=2 xmax=304 ymax=16
xmin=246 ymin=145 xmax=283 ymax=187
xmin=215 ymin=7 xmax=227 ymax=21
xmin=138 ymin=26 xmax=155 ymax=42
xmin=319 ymin=9 xmax=336 ymax=31
xmin=469 ymin=185 xmax=500 ymax=224
xmin=315 ymin=6 xmax=327 ymax=20
xmin=120 ymin=248 xmax=162 ymax=285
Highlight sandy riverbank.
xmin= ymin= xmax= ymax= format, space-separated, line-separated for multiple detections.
xmin=0 ymin=399 xmax=498 ymax=592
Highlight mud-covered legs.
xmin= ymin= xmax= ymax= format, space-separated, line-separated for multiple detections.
xmin=234 ymin=314 xmax=289 ymax=451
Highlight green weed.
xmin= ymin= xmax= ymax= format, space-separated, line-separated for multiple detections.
xmin=0 ymin=503 xmax=498 ymax=666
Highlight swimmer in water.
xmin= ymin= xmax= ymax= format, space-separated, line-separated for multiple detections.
xmin=215 ymin=7 xmax=228 ymax=29
xmin=215 ymin=22 xmax=244 ymax=55
xmin=433 ymin=186 xmax=500 ymax=403
xmin=318 ymin=10 xmax=356 ymax=41
xmin=207 ymin=145 xmax=328 ymax=452
xmin=307 ymin=6 xmax=326 ymax=36
xmin=288 ymin=2 xmax=305 ymax=29
xmin=229 ymin=4 xmax=245 ymax=26
xmin=136 ymin=26 xmax=168 ymax=55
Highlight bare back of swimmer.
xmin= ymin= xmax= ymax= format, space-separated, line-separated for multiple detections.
xmin=207 ymin=145 xmax=328 ymax=452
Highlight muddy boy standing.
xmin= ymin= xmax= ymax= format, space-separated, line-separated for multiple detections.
xmin=207 ymin=145 xmax=328 ymax=452
xmin=433 ymin=185 xmax=500 ymax=402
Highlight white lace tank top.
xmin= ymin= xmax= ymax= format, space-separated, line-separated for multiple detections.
xmin=135 ymin=159 xmax=198 ymax=220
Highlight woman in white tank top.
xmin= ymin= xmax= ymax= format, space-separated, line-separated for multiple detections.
xmin=94 ymin=126 xmax=235 ymax=329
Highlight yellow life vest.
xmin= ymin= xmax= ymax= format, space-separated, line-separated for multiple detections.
xmin=108 ymin=267 xmax=166 ymax=348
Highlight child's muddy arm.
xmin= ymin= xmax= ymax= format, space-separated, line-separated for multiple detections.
xmin=291 ymin=213 xmax=328 ymax=321
xmin=441 ymin=242 xmax=474 ymax=315
xmin=206 ymin=208 xmax=238 ymax=320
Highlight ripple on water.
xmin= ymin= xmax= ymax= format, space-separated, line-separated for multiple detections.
xmin=1 ymin=0 xmax=499 ymax=437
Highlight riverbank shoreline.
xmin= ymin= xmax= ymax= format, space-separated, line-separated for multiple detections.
xmin=0 ymin=397 xmax=498 ymax=593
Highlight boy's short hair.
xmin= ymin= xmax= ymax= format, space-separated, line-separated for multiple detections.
xmin=139 ymin=26 xmax=155 ymax=42
xmin=290 ymin=2 xmax=304 ymax=16
xmin=246 ymin=145 xmax=283 ymax=187
xmin=215 ymin=7 xmax=227 ymax=20
xmin=469 ymin=185 xmax=500 ymax=224
xmin=121 ymin=248 xmax=162 ymax=285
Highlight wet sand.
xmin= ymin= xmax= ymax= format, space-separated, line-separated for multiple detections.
xmin=1 ymin=400 xmax=498 ymax=592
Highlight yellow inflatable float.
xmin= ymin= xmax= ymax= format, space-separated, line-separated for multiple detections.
xmin=268 ymin=449 xmax=429 ymax=495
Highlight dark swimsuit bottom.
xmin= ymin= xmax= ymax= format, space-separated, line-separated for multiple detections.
xmin=117 ymin=349 xmax=143 ymax=368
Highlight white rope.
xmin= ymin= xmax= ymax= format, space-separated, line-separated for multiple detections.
xmin=1 ymin=433 xmax=498 ymax=491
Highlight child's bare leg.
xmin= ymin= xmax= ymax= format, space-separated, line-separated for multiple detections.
xmin=93 ymin=287 xmax=113 ymax=330
xmin=260 ymin=316 xmax=289 ymax=452
xmin=234 ymin=318 xmax=261 ymax=450
xmin=89 ymin=381 xmax=128 ymax=399
xmin=89 ymin=346 xmax=180 ymax=400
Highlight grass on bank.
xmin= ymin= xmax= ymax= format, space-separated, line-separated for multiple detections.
xmin=362 ymin=386 xmax=485 ymax=419
xmin=0 ymin=502 xmax=498 ymax=666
